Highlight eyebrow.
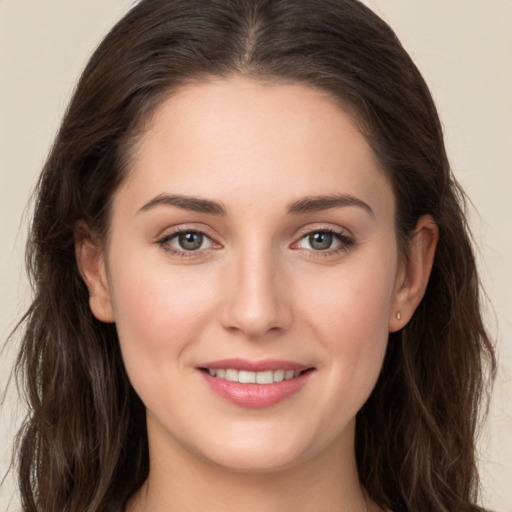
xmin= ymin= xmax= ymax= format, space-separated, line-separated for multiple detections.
xmin=137 ymin=192 xmax=373 ymax=217
xmin=138 ymin=194 xmax=227 ymax=215
xmin=287 ymin=194 xmax=374 ymax=217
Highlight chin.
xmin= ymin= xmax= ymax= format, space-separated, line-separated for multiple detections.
xmin=188 ymin=424 xmax=326 ymax=474
xmin=206 ymin=447 xmax=307 ymax=474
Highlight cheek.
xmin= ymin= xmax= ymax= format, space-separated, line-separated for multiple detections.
xmin=107 ymin=253 xmax=218 ymax=375
xmin=296 ymin=256 xmax=396 ymax=401
xmin=301 ymin=258 xmax=395 ymax=341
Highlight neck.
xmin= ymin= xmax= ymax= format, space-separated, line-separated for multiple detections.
xmin=127 ymin=418 xmax=380 ymax=512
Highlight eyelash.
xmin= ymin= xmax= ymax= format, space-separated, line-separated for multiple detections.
xmin=157 ymin=227 xmax=355 ymax=259
xmin=157 ymin=228 xmax=216 ymax=258
xmin=293 ymin=228 xmax=355 ymax=258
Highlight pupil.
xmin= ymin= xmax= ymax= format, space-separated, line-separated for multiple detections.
xmin=309 ymin=232 xmax=332 ymax=250
xmin=179 ymin=232 xmax=203 ymax=250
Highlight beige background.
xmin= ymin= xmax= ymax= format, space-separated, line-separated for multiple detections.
xmin=1 ymin=1 xmax=510 ymax=510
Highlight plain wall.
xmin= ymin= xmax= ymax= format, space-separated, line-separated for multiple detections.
xmin=1 ymin=1 xmax=510 ymax=510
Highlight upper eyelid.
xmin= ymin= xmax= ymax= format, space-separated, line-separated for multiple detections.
xmin=299 ymin=228 xmax=349 ymax=239
xmin=293 ymin=230 xmax=353 ymax=246
xmin=293 ymin=224 xmax=353 ymax=240
xmin=159 ymin=229 xmax=218 ymax=247
xmin=157 ymin=229 xmax=218 ymax=257
xmin=157 ymin=224 xmax=219 ymax=242
xmin=291 ymin=226 xmax=355 ymax=251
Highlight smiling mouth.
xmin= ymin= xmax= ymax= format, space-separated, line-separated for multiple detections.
xmin=200 ymin=368 xmax=311 ymax=384
xmin=198 ymin=363 xmax=315 ymax=408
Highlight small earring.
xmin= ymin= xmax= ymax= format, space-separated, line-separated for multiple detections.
xmin=396 ymin=312 xmax=401 ymax=320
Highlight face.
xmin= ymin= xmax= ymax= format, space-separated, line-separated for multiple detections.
xmin=82 ymin=77 xmax=417 ymax=474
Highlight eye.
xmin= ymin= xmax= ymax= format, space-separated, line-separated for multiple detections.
xmin=160 ymin=230 xmax=214 ymax=253
xmin=304 ymin=231 xmax=335 ymax=251
xmin=294 ymin=229 xmax=353 ymax=253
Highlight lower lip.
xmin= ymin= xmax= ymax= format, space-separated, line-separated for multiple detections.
xmin=199 ymin=370 xmax=313 ymax=408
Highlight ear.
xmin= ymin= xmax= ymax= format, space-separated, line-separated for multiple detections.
xmin=75 ymin=221 xmax=115 ymax=323
xmin=389 ymin=215 xmax=438 ymax=332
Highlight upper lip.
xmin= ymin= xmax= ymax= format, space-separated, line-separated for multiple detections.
xmin=198 ymin=358 xmax=311 ymax=372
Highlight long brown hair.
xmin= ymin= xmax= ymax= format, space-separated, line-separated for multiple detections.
xmin=11 ymin=1 xmax=495 ymax=511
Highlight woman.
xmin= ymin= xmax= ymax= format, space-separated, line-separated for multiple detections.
xmin=12 ymin=0 xmax=495 ymax=511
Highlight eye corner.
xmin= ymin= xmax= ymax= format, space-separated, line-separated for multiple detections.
xmin=156 ymin=227 xmax=222 ymax=258
xmin=291 ymin=227 xmax=356 ymax=258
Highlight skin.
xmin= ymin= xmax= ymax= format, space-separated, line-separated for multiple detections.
xmin=77 ymin=77 xmax=438 ymax=512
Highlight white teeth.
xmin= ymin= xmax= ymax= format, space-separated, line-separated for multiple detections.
xmin=273 ymin=369 xmax=285 ymax=382
xmin=256 ymin=370 xmax=273 ymax=384
xmin=238 ymin=370 xmax=256 ymax=383
xmin=206 ymin=368 xmax=304 ymax=384
xmin=225 ymin=369 xmax=238 ymax=382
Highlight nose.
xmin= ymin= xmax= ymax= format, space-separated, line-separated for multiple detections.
xmin=220 ymin=246 xmax=292 ymax=339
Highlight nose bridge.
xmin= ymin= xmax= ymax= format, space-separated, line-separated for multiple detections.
xmin=221 ymin=237 xmax=290 ymax=338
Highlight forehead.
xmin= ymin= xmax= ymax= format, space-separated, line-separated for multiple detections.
xmin=119 ymin=76 xmax=394 ymax=217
